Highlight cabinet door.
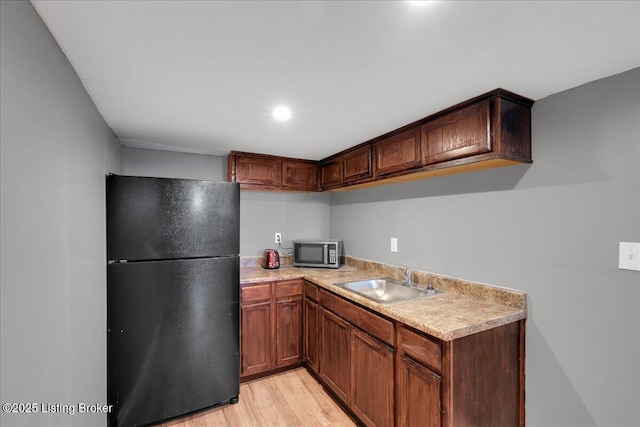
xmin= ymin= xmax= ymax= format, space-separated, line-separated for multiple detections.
xmin=240 ymin=301 xmax=272 ymax=376
xmin=304 ymin=298 xmax=320 ymax=373
xmin=320 ymin=309 xmax=351 ymax=402
xmin=321 ymin=159 xmax=343 ymax=189
xmin=275 ymin=297 xmax=303 ymax=367
xmin=396 ymin=355 xmax=442 ymax=427
xmin=343 ymin=146 xmax=372 ymax=182
xmin=351 ymin=329 xmax=394 ymax=427
xmin=421 ymin=100 xmax=491 ymax=165
xmin=282 ymin=160 xmax=319 ymax=191
xmin=234 ymin=154 xmax=282 ymax=188
xmin=374 ymin=128 xmax=421 ymax=177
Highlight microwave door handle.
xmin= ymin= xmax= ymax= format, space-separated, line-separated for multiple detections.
xmin=323 ymin=244 xmax=328 ymax=265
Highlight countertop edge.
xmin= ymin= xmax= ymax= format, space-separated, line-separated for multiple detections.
xmin=240 ymin=265 xmax=526 ymax=342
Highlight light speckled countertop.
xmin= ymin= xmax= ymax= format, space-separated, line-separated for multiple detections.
xmin=240 ymin=256 xmax=527 ymax=341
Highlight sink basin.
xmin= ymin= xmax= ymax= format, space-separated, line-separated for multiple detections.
xmin=335 ymin=278 xmax=442 ymax=304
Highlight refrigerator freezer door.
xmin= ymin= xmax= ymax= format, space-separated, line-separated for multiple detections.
xmin=107 ymin=175 xmax=240 ymax=261
xmin=107 ymin=257 xmax=239 ymax=427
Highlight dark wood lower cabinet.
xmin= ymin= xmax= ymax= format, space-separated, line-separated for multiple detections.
xmin=304 ymin=281 xmax=523 ymax=427
xmin=240 ymin=301 xmax=272 ymax=376
xmin=351 ymin=328 xmax=394 ymax=427
xmin=241 ymin=279 xmax=303 ymax=379
xmin=319 ymin=309 xmax=351 ymax=402
xmin=275 ymin=297 xmax=303 ymax=366
xmin=303 ymin=298 xmax=320 ymax=372
xmin=396 ymin=355 xmax=442 ymax=427
xmin=446 ymin=321 xmax=522 ymax=427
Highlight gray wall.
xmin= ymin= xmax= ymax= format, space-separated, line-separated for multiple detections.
xmin=330 ymin=68 xmax=640 ymax=426
xmin=122 ymin=148 xmax=331 ymax=256
xmin=238 ymin=191 xmax=331 ymax=257
xmin=0 ymin=2 xmax=122 ymax=427
xmin=122 ymin=146 xmax=226 ymax=181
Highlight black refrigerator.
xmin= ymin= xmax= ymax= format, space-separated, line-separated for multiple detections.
xmin=106 ymin=175 xmax=240 ymax=427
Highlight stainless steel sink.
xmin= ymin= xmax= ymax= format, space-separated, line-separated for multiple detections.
xmin=335 ymin=278 xmax=442 ymax=304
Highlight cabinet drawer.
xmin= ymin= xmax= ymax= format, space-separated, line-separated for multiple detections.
xmin=241 ymin=283 xmax=271 ymax=303
xmin=276 ymin=279 xmax=303 ymax=299
xmin=320 ymin=289 xmax=394 ymax=346
xmin=398 ymin=326 xmax=442 ymax=372
xmin=304 ymin=281 xmax=319 ymax=302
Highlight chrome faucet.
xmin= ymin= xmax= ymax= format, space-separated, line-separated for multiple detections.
xmin=391 ymin=265 xmax=415 ymax=288
xmin=390 ymin=265 xmax=438 ymax=292
xmin=404 ymin=267 xmax=415 ymax=288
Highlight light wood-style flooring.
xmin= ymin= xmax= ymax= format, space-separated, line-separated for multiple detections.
xmin=160 ymin=368 xmax=356 ymax=427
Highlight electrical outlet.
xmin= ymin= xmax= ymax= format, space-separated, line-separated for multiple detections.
xmin=275 ymin=233 xmax=282 ymax=244
xmin=390 ymin=237 xmax=398 ymax=253
xmin=619 ymin=242 xmax=640 ymax=271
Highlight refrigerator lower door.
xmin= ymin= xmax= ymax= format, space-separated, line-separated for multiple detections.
xmin=107 ymin=257 xmax=239 ymax=427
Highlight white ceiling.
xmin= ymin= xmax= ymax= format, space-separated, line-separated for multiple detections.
xmin=32 ymin=1 xmax=640 ymax=160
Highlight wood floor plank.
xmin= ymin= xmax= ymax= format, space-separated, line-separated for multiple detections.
xmin=158 ymin=368 xmax=355 ymax=427
xmin=275 ymin=370 xmax=350 ymax=426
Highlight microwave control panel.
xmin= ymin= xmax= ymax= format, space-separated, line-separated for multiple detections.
xmin=328 ymin=244 xmax=336 ymax=264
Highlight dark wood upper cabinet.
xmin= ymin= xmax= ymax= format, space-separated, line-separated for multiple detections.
xmin=229 ymin=89 xmax=533 ymax=192
xmin=421 ymin=100 xmax=491 ymax=165
xmin=282 ymin=159 xmax=319 ymax=191
xmin=374 ymin=127 xmax=421 ymax=177
xmin=342 ymin=145 xmax=372 ymax=182
xmin=320 ymin=145 xmax=372 ymax=190
xmin=419 ymin=93 xmax=532 ymax=169
xmin=320 ymin=158 xmax=343 ymax=190
xmin=230 ymin=153 xmax=282 ymax=189
xmin=228 ymin=151 xmax=319 ymax=192
xmin=319 ymin=89 xmax=532 ymax=191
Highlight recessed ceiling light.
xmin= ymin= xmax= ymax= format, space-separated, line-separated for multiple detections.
xmin=272 ymin=106 xmax=292 ymax=121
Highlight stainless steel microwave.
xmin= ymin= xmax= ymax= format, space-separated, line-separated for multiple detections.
xmin=293 ymin=240 xmax=344 ymax=268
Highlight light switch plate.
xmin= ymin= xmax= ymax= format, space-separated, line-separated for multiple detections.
xmin=619 ymin=242 xmax=640 ymax=271
xmin=390 ymin=237 xmax=398 ymax=253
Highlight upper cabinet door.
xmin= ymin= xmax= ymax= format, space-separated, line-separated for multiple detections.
xmin=228 ymin=152 xmax=319 ymax=192
xmin=343 ymin=146 xmax=372 ymax=182
xmin=421 ymin=100 xmax=491 ymax=165
xmin=321 ymin=158 xmax=343 ymax=190
xmin=282 ymin=159 xmax=319 ymax=191
xmin=234 ymin=154 xmax=282 ymax=189
xmin=374 ymin=128 xmax=421 ymax=177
